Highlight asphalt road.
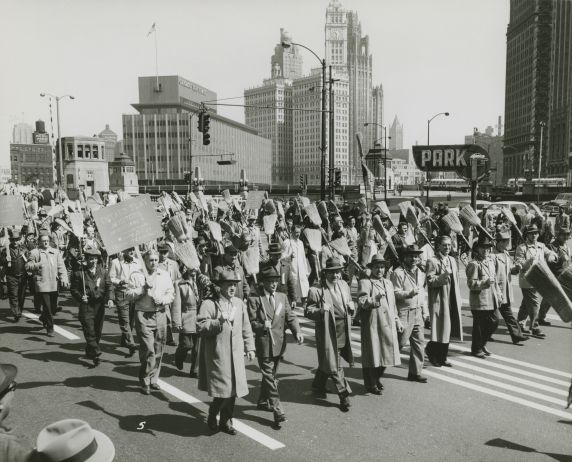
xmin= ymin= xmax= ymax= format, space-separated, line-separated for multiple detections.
xmin=1 ymin=272 xmax=571 ymax=462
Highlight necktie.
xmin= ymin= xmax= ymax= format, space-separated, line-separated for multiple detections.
xmin=269 ymin=294 xmax=275 ymax=311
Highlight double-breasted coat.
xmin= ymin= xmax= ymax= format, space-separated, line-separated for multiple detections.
xmin=305 ymin=280 xmax=354 ymax=374
xmin=26 ymin=247 xmax=68 ymax=292
xmin=197 ymin=296 xmax=255 ymax=398
xmin=247 ymin=291 xmax=300 ymax=359
xmin=466 ymin=258 xmax=500 ymax=310
xmin=426 ymin=255 xmax=463 ymax=343
xmin=357 ymin=278 xmax=401 ymax=367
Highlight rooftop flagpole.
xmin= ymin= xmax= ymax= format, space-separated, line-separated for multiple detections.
xmin=147 ymin=23 xmax=159 ymax=90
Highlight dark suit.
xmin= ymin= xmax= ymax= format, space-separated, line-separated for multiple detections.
xmin=248 ymin=291 xmax=300 ymax=410
xmin=70 ymin=265 xmax=112 ymax=359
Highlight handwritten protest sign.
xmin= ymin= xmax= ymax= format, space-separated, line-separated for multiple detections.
xmin=245 ymin=191 xmax=266 ymax=211
xmin=93 ymin=195 xmax=163 ymax=255
xmin=0 ymin=196 xmax=26 ymax=226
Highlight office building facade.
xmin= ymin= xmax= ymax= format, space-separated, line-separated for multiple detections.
xmin=10 ymin=143 xmax=54 ymax=187
xmin=389 ymin=115 xmax=404 ymax=150
xmin=58 ymin=136 xmax=109 ymax=195
xmin=123 ymin=75 xmax=272 ymax=185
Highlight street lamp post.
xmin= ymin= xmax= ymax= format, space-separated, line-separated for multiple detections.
xmin=425 ymin=111 xmax=450 ymax=205
xmin=364 ymin=122 xmax=391 ymax=201
xmin=282 ymin=30 xmax=327 ymax=200
xmin=537 ymin=121 xmax=546 ymax=203
xmin=40 ymin=93 xmax=75 ymax=188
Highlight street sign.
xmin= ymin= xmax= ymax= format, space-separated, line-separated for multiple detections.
xmin=412 ymin=144 xmax=489 ymax=180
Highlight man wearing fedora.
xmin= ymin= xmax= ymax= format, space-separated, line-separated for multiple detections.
xmin=70 ymin=248 xmax=113 ymax=366
xmin=26 ymin=230 xmax=69 ymax=337
xmin=390 ymin=245 xmax=428 ymax=382
xmin=358 ymin=254 xmax=403 ymax=394
xmin=491 ymin=225 xmax=530 ymax=345
xmin=198 ymin=267 xmax=255 ymax=435
xmin=0 ymin=229 xmax=27 ymax=323
xmin=538 ymin=226 xmax=571 ymax=326
xmin=127 ymin=249 xmax=175 ymax=395
xmin=466 ymin=233 xmax=500 ymax=358
xmin=425 ymin=235 xmax=463 ymax=367
xmin=305 ymin=257 xmax=355 ymax=412
xmin=248 ymin=267 xmax=303 ymax=427
xmin=515 ymin=224 xmax=557 ymax=338
xmin=259 ymin=242 xmax=296 ymax=304
xmin=219 ymin=241 xmax=250 ymax=302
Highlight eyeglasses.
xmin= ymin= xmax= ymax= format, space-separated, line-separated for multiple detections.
xmin=0 ymin=381 xmax=16 ymax=400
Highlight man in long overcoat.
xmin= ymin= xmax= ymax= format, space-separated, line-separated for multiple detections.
xmin=358 ymin=254 xmax=402 ymax=394
xmin=425 ymin=235 xmax=463 ymax=367
xmin=197 ymin=268 xmax=255 ymax=435
xmin=305 ymin=257 xmax=354 ymax=412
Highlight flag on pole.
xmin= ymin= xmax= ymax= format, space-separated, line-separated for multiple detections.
xmin=147 ymin=23 xmax=156 ymax=37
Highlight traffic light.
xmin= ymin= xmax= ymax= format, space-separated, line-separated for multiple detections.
xmin=334 ymin=168 xmax=342 ymax=187
xmin=202 ymin=113 xmax=211 ymax=145
xmin=299 ymin=174 xmax=305 ymax=188
xmin=197 ymin=112 xmax=204 ymax=133
xmin=183 ymin=171 xmax=191 ymax=184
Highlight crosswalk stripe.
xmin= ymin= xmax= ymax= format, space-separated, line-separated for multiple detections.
xmin=436 ymin=366 xmax=566 ymax=405
xmin=447 ymin=359 xmax=567 ymax=396
xmin=454 ymin=356 xmax=571 ymax=387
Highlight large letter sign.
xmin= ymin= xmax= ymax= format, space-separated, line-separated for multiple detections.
xmin=412 ymin=144 xmax=489 ymax=180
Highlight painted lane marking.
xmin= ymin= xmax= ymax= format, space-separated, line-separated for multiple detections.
xmin=22 ymin=312 xmax=81 ymax=340
xmin=157 ymin=380 xmax=285 ymax=450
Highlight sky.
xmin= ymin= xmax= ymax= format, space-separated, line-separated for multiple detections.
xmin=0 ymin=0 xmax=509 ymax=166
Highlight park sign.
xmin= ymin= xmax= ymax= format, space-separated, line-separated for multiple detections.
xmin=412 ymin=144 xmax=489 ymax=181
xmin=93 ymin=194 xmax=163 ymax=255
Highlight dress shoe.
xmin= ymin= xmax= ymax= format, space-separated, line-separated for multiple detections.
xmin=93 ymin=356 xmax=101 ymax=367
xmin=220 ymin=423 xmax=237 ymax=435
xmin=13 ymin=315 xmax=21 ymax=323
xmin=175 ymin=355 xmax=184 ymax=371
xmin=127 ymin=346 xmax=137 ymax=358
xmin=512 ymin=335 xmax=530 ymax=344
xmin=407 ymin=375 xmax=428 ymax=383
xmin=141 ymin=385 xmax=151 ymax=395
xmin=519 ymin=323 xmax=531 ymax=334
xmin=538 ymin=320 xmax=551 ymax=326
xmin=273 ymin=411 xmax=287 ymax=426
xmin=482 ymin=346 xmax=492 ymax=356
xmin=376 ymin=382 xmax=384 ymax=391
xmin=366 ymin=387 xmax=383 ymax=395
xmin=150 ymin=383 xmax=161 ymax=391
xmin=531 ymin=329 xmax=546 ymax=339
xmin=441 ymin=360 xmax=453 ymax=367
xmin=339 ymin=395 xmax=351 ymax=412
xmin=47 ymin=330 xmax=55 ymax=337
xmin=312 ymin=388 xmax=327 ymax=399
xmin=428 ymin=358 xmax=442 ymax=367
xmin=207 ymin=414 xmax=218 ymax=432
xmin=471 ymin=351 xmax=486 ymax=359
xmin=189 ymin=370 xmax=198 ymax=378
xmin=257 ymin=401 xmax=273 ymax=412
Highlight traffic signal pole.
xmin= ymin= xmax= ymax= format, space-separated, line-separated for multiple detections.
xmin=328 ymin=66 xmax=335 ymax=201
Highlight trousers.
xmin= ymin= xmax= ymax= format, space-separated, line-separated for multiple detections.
xmin=135 ymin=310 xmax=167 ymax=386
xmin=79 ymin=300 xmax=106 ymax=359
xmin=517 ymin=288 xmax=541 ymax=330
xmin=257 ymin=356 xmax=281 ymax=404
xmin=398 ymin=309 xmax=425 ymax=377
xmin=174 ymin=333 xmax=199 ymax=375
xmin=362 ymin=366 xmax=385 ymax=390
xmin=496 ymin=303 xmax=524 ymax=340
xmin=38 ymin=291 xmax=59 ymax=333
xmin=312 ymin=350 xmax=351 ymax=396
xmin=6 ymin=275 xmax=26 ymax=317
xmin=426 ymin=341 xmax=449 ymax=364
xmin=209 ymin=397 xmax=236 ymax=426
xmin=115 ymin=300 xmax=136 ymax=349
xmin=471 ymin=309 xmax=498 ymax=354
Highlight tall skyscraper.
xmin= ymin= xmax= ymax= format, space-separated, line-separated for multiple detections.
xmin=244 ymin=30 xmax=299 ymax=185
xmin=389 ymin=115 xmax=403 ymax=150
xmin=291 ymin=68 xmax=349 ymax=185
xmin=546 ymin=0 xmax=572 ymax=180
xmin=371 ymin=85 xmax=384 ymax=142
xmin=271 ymin=29 xmax=303 ymax=80
xmin=325 ymin=0 xmax=373 ymax=184
xmin=503 ymin=0 xmax=553 ymax=181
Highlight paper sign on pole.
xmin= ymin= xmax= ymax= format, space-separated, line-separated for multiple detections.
xmin=244 ymin=191 xmax=266 ymax=211
xmin=93 ymin=195 xmax=163 ymax=255
xmin=0 ymin=196 xmax=26 ymax=226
